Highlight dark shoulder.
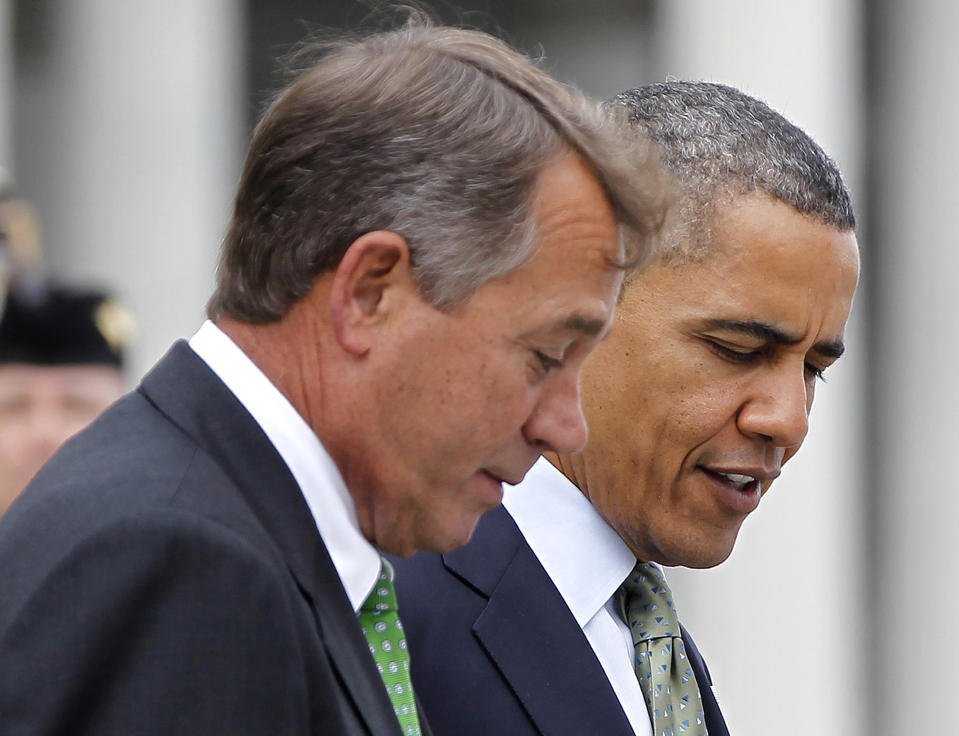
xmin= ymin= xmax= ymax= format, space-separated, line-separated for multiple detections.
xmin=0 ymin=507 xmax=322 ymax=734
xmin=0 ymin=390 xmax=273 ymax=630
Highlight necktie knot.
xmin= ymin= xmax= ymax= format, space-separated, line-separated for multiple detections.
xmin=619 ymin=561 xmax=681 ymax=643
xmin=361 ymin=568 xmax=398 ymax=614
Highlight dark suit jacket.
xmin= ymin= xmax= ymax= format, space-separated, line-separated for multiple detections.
xmin=0 ymin=342 xmax=405 ymax=735
xmin=393 ymin=505 xmax=729 ymax=736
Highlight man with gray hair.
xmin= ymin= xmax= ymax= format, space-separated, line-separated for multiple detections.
xmin=394 ymin=81 xmax=860 ymax=736
xmin=0 ymin=22 xmax=661 ymax=736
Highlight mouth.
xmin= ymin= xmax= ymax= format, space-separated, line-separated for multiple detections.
xmin=484 ymin=457 xmax=539 ymax=488
xmin=706 ymin=470 xmax=760 ymax=493
xmin=477 ymin=470 xmax=507 ymax=503
xmin=697 ymin=465 xmax=779 ymax=515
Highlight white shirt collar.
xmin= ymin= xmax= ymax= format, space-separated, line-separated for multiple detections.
xmin=503 ymin=457 xmax=637 ymax=628
xmin=188 ymin=320 xmax=381 ymax=612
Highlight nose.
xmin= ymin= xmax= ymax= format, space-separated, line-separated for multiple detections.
xmin=522 ymin=372 xmax=589 ymax=455
xmin=737 ymin=367 xmax=810 ymax=450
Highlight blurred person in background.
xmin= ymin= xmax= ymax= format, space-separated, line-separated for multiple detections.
xmin=0 ymin=20 xmax=662 ymax=736
xmin=0 ymin=174 xmax=129 ymax=516
xmin=0 ymin=283 xmax=129 ymax=516
xmin=0 ymin=171 xmax=43 ymax=293
xmin=393 ymin=81 xmax=861 ymax=736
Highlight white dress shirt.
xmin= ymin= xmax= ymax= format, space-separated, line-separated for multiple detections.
xmin=189 ymin=320 xmax=382 ymax=612
xmin=504 ymin=457 xmax=654 ymax=736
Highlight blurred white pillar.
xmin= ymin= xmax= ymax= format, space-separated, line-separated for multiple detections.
xmin=0 ymin=0 xmax=12 ymax=171
xmin=871 ymin=3 xmax=959 ymax=734
xmin=16 ymin=1 xmax=244 ymax=381
xmin=654 ymin=3 xmax=867 ymax=736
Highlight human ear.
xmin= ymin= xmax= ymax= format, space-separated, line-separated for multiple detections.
xmin=328 ymin=230 xmax=412 ymax=356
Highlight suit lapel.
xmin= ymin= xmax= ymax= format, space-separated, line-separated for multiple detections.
xmin=139 ymin=342 xmax=401 ymax=736
xmin=681 ymin=625 xmax=729 ymax=736
xmin=445 ymin=507 xmax=634 ymax=735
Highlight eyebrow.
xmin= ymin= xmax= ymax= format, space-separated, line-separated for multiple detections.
xmin=704 ymin=319 xmax=846 ymax=359
xmin=562 ymin=313 xmax=610 ymax=339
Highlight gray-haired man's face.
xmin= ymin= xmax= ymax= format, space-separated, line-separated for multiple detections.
xmin=339 ymin=154 xmax=626 ymax=557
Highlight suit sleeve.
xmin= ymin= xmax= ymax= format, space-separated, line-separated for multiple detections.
xmin=0 ymin=510 xmax=334 ymax=735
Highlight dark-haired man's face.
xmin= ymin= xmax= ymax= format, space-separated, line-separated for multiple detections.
xmin=0 ymin=363 xmax=123 ymax=515
xmin=556 ymin=192 xmax=860 ymax=569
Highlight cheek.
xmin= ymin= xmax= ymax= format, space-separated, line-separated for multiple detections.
xmin=674 ymin=376 xmax=745 ymax=433
xmin=424 ymin=348 xmax=537 ymax=457
xmin=54 ymin=415 xmax=92 ymax=442
xmin=582 ymin=349 xmax=655 ymax=432
xmin=0 ymin=429 xmax=23 ymax=461
xmin=584 ymin=461 xmax=655 ymax=552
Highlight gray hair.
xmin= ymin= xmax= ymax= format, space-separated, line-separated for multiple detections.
xmin=609 ymin=81 xmax=855 ymax=263
xmin=208 ymin=20 xmax=664 ymax=322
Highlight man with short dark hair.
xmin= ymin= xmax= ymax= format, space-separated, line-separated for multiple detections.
xmin=0 ymin=22 xmax=661 ymax=736
xmin=393 ymin=81 xmax=861 ymax=736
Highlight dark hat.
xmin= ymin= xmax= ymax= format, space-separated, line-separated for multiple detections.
xmin=0 ymin=283 xmax=132 ymax=368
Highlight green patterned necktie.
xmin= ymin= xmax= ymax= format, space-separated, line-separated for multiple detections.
xmin=357 ymin=562 xmax=422 ymax=736
xmin=618 ymin=562 xmax=708 ymax=736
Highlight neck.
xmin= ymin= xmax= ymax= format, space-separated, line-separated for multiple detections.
xmin=216 ymin=305 xmax=326 ymax=435
xmin=216 ymin=303 xmax=370 ymax=522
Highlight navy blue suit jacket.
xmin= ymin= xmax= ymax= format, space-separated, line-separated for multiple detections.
xmin=393 ymin=505 xmax=729 ymax=736
xmin=0 ymin=342 xmax=405 ymax=735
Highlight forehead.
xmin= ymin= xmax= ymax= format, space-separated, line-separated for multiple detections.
xmin=459 ymin=153 xmax=623 ymax=328
xmin=0 ymin=363 xmax=122 ymax=396
xmin=625 ymin=193 xmax=860 ymax=338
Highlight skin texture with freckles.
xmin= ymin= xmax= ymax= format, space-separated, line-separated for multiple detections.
xmin=224 ymin=152 xmax=625 ymax=557
xmin=342 ymin=153 xmax=625 ymax=556
xmin=549 ymin=192 xmax=860 ymax=569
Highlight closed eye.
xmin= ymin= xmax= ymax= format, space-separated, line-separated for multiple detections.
xmin=712 ymin=340 xmax=829 ymax=382
xmin=707 ymin=341 xmax=762 ymax=363
xmin=534 ymin=350 xmax=564 ymax=372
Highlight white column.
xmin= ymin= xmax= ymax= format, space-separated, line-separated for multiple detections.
xmin=655 ymin=3 xmax=867 ymax=736
xmin=871 ymin=3 xmax=959 ymax=734
xmin=16 ymin=1 xmax=244 ymax=381
xmin=0 ymin=0 xmax=12 ymax=172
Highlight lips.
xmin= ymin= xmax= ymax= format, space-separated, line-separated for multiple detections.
xmin=484 ymin=458 xmax=539 ymax=488
xmin=699 ymin=463 xmax=780 ymax=491
xmin=476 ymin=471 xmax=507 ymax=503
xmin=713 ymin=471 xmax=757 ymax=492
xmin=697 ymin=463 xmax=780 ymax=516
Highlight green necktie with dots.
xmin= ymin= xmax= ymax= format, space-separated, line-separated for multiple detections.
xmin=618 ymin=561 xmax=708 ymax=736
xmin=357 ymin=562 xmax=422 ymax=736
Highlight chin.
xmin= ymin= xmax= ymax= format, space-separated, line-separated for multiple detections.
xmin=379 ymin=519 xmax=481 ymax=558
xmin=374 ymin=534 xmax=418 ymax=558
xmin=674 ymin=534 xmax=739 ymax=569
xmin=678 ymin=547 xmax=734 ymax=569
xmin=421 ymin=513 xmax=487 ymax=555
xmin=646 ymin=525 xmax=739 ymax=569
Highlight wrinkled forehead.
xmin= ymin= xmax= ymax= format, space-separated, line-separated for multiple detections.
xmin=649 ymin=188 xmax=856 ymax=263
xmin=620 ymin=194 xmax=859 ymax=333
